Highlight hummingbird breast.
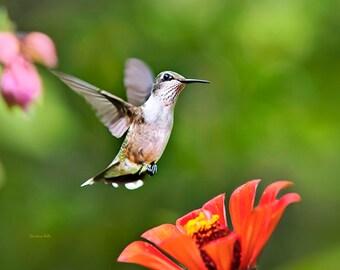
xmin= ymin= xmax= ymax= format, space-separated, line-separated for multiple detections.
xmin=123 ymin=101 xmax=174 ymax=164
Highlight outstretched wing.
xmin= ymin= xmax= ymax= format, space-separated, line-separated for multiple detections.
xmin=124 ymin=58 xmax=154 ymax=106
xmin=53 ymin=71 xmax=134 ymax=138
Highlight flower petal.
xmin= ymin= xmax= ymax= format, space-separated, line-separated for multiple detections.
xmin=229 ymin=179 xmax=260 ymax=234
xmin=202 ymin=193 xmax=227 ymax=228
xmin=117 ymin=240 xmax=182 ymax=270
xmin=158 ymin=234 xmax=207 ymax=270
xmin=142 ymin=224 xmax=207 ymax=270
xmin=0 ymin=32 xmax=20 ymax=65
xmin=251 ymin=192 xmax=302 ymax=265
xmin=0 ymin=56 xmax=41 ymax=110
xmin=239 ymin=205 xmax=272 ymax=269
xmin=259 ymin=181 xmax=294 ymax=206
xmin=240 ymin=192 xmax=301 ymax=268
xmin=176 ymin=209 xmax=201 ymax=234
xmin=276 ymin=192 xmax=301 ymax=210
xmin=203 ymin=232 xmax=239 ymax=270
xmin=22 ymin=32 xmax=58 ymax=68
xmin=176 ymin=194 xmax=227 ymax=234
xmin=142 ymin=224 xmax=182 ymax=244
xmin=260 ymin=193 xmax=301 ymax=252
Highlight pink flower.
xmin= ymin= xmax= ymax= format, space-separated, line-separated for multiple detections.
xmin=0 ymin=31 xmax=57 ymax=109
xmin=118 ymin=180 xmax=301 ymax=270
xmin=22 ymin=32 xmax=58 ymax=68
xmin=0 ymin=32 xmax=20 ymax=65
xmin=0 ymin=56 xmax=41 ymax=110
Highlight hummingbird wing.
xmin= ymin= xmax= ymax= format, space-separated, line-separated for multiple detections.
xmin=53 ymin=71 xmax=134 ymax=138
xmin=124 ymin=58 xmax=154 ymax=106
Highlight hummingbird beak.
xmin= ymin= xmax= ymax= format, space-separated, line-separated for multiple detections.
xmin=180 ymin=78 xmax=210 ymax=84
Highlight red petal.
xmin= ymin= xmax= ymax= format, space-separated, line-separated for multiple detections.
xmin=239 ymin=206 xmax=272 ymax=269
xmin=276 ymin=192 xmax=301 ymax=210
xmin=259 ymin=181 xmax=294 ymax=206
xmin=176 ymin=209 xmax=201 ymax=234
xmin=142 ymin=224 xmax=207 ymax=270
xmin=202 ymin=193 xmax=227 ymax=228
xmin=158 ymin=234 xmax=207 ymax=270
xmin=176 ymin=194 xmax=227 ymax=234
xmin=240 ymin=192 xmax=301 ymax=268
xmin=255 ymin=193 xmax=301 ymax=258
xmin=142 ymin=224 xmax=182 ymax=244
xmin=203 ymin=233 xmax=239 ymax=270
xmin=117 ymin=241 xmax=182 ymax=270
xmin=229 ymin=180 xmax=260 ymax=234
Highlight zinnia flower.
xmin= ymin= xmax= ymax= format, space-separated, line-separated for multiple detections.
xmin=117 ymin=180 xmax=301 ymax=270
xmin=0 ymin=31 xmax=57 ymax=110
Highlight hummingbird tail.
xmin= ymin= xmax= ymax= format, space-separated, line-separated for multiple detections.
xmin=80 ymin=161 xmax=153 ymax=189
xmin=80 ymin=178 xmax=95 ymax=187
xmin=102 ymin=171 xmax=148 ymax=187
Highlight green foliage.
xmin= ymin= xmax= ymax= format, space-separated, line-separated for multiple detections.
xmin=0 ymin=6 xmax=15 ymax=31
xmin=0 ymin=0 xmax=340 ymax=269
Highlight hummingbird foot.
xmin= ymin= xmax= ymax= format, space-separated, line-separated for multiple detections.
xmin=142 ymin=162 xmax=157 ymax=176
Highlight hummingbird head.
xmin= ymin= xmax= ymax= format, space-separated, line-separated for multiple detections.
xmin=152 ymin=71 xmax=209 ymax=107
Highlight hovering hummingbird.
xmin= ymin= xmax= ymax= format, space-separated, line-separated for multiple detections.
xmin=53 ymin=58 xmax=209 ymax=190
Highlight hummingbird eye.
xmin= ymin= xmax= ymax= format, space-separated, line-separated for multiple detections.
xmin=162 ymin=73 xmax=173 ymax=82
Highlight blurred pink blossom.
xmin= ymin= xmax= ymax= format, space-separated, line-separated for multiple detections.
xmin=22 ymin=32 xmax=58 ymax=68
xmin=0 ymin=56 xmax=42 ymax=110
xmin=0 ymin=32 xmax=20 ymax=65
xmin=0 ymin=31 xmax=57 ymax=110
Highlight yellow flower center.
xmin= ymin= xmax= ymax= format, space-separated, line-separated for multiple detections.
xmin=185 ymin=212 xmax=220 ymax=238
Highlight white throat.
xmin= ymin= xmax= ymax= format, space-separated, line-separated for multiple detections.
xmin=142 ymin=94 xmax=175 ymax=123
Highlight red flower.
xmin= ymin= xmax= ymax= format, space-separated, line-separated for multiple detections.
xmin=118 ymin=180 xmax=301 ymax=270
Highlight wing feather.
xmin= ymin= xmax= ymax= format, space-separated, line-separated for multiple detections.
xmin=53 ymin=71 xmax=134 ymax=138
xmin=124 ymin=58 xmax=154 ymax=106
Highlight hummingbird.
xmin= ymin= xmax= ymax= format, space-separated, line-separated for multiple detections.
xmin=53 ymin=58 xmax=209 ymax=190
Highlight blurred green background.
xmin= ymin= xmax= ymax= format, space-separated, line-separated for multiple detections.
xmin=0 ymin=0 xmax=339 ymax=269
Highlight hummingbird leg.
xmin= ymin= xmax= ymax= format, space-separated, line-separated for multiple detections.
xmin=150 ymin=163 xmax=157 ymax=175
xmin=142 ymin=162 xmax=157 ymax=176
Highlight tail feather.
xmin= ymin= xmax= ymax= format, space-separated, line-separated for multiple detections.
xmin=80 ymin=178 xmax=95 ymax=187
xmin=103 ymin=171 xmax=148 ymax=185
xmin=80 ymin=160 xmax=150 ymax=189
xmin=125 ymin=180 xmax=144 ymax=190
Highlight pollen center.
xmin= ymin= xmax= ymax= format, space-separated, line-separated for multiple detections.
xmin=185 ymin=212 xmax=220 ymax=238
